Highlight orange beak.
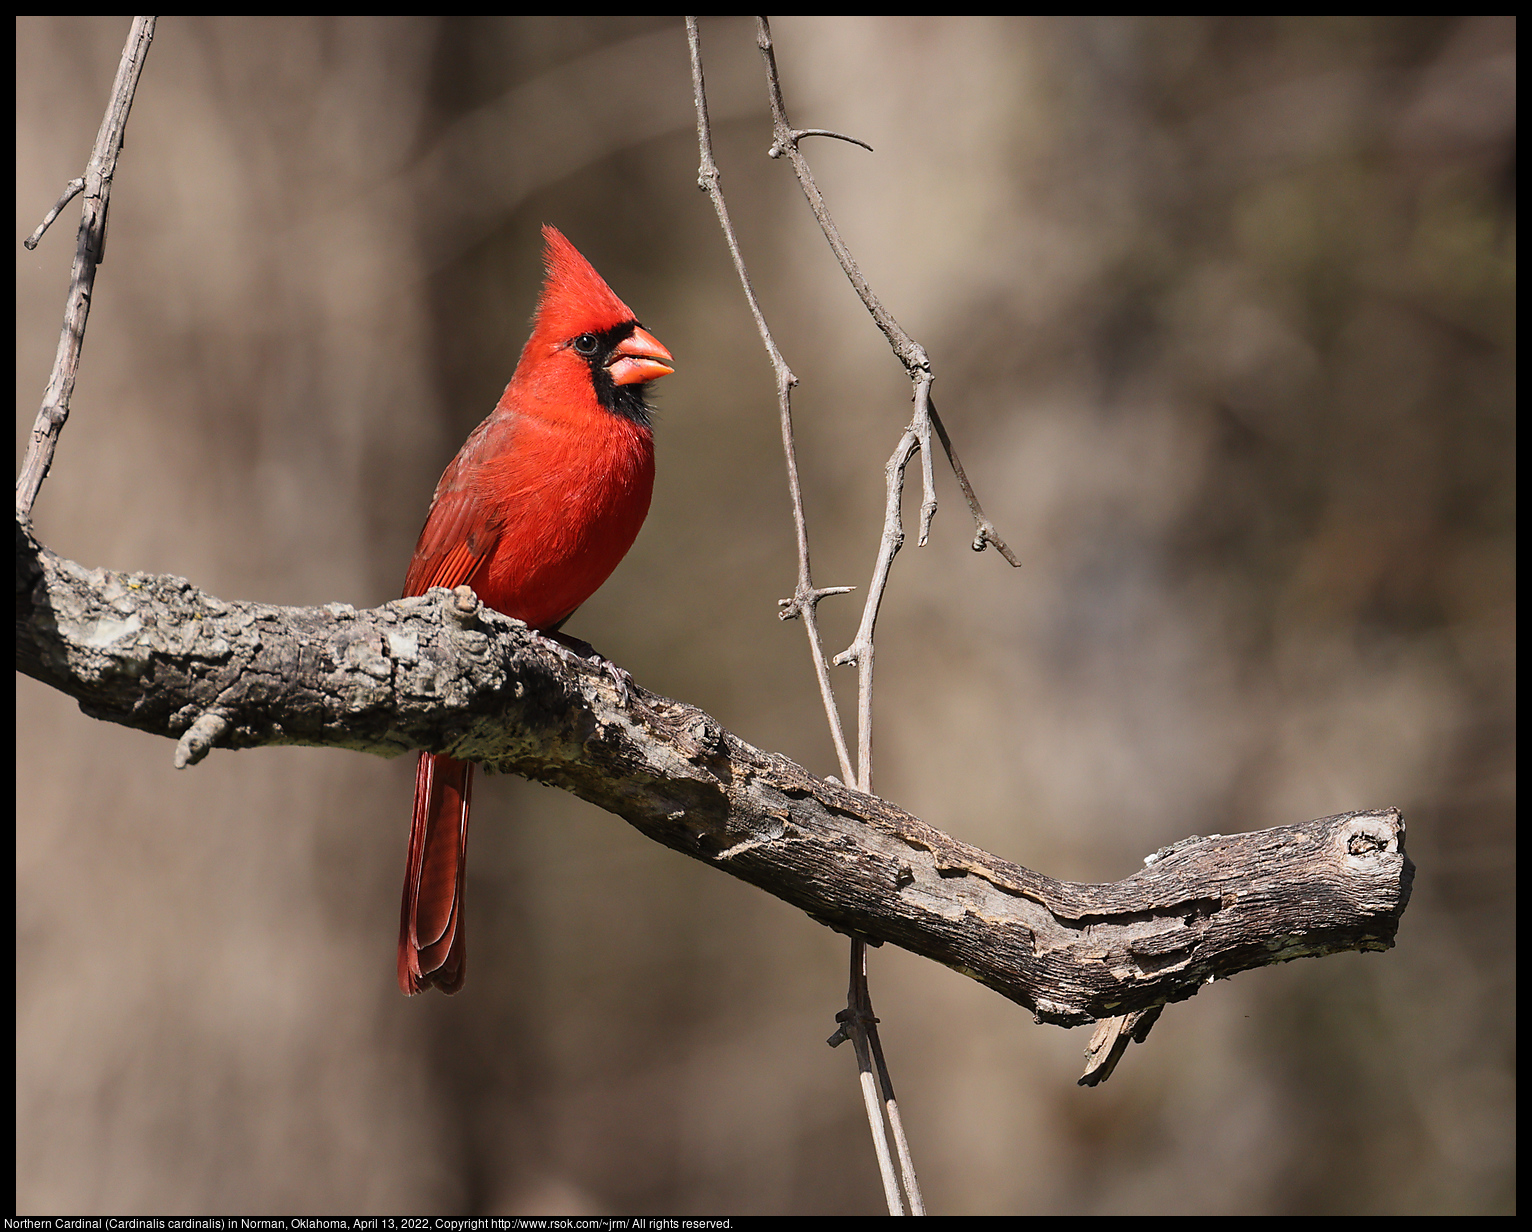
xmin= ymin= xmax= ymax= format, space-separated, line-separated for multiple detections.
xmin=606 ymin=326 xmax=675 ymax=386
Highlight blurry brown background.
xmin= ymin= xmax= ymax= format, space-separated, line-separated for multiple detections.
xmin=15 ymin=16 xmax=1514 ymax=1216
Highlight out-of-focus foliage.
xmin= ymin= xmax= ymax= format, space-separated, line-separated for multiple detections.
xmin=16 ymin=16 xmax=1512 ymax=1215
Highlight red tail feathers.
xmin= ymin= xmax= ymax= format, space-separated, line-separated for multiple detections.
xmin=398 ymin=752 xmax=472 ymax=995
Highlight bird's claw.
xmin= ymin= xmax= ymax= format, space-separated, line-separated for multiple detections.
xmin=538 ymin=630 xmax=633 ymax=707
xmin=602 ymin=659 xmax=633 ymax=708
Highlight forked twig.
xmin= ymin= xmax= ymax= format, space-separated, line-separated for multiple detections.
xmin=755 ymin=14 xmax=1018 ymax=795
xmin=17 ymin=16 xmax=157 ymax=521
xmin=686 ymin=17 xmax=855 ymax=785
xmin=827 ymin=939 xmax=926 ymax=1215
xmin=690 ymin=15 xmax=959 ymax=1213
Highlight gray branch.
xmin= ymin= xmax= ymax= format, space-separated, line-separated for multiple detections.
xmin=17 ymin=16 xmax=156 ymax=520
xmin=16 ymin=517 xmax=1414 ymax=1030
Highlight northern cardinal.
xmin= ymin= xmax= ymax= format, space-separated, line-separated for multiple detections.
xmin=397 ymin=225 xmax=673 ymax=995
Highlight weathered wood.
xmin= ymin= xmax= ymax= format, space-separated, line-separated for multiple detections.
xmin=17 ymin=517 xmax=1414 ymax=1028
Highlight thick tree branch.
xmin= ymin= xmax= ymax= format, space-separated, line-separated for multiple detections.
xmin=17 ymin=518 xmax=1415 ymax=1029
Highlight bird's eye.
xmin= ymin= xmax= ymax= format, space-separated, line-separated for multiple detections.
xmin=572 ymin=333 xmax=599 ymax=356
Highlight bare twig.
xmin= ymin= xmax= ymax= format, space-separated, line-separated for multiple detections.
xmin=829 ymin=940 xmax=905 ymax=1213
xmin=22 ymin=177 xmax=86 ymax=250
xmin=748 ymin=19 xmax=1035 ymax=1211
xmin=755 ymin=15 xmax=1018 ymax=795
xmin=779 ymin=128 xmax=875 ymax=153
xmin=690 ymin=17 xmax=925 ymax=1209
xmin=686 ymin=17 xmax=855 ymax=785
xmin=828 ymin=939 xmax=926 ymax=1214
xmin=756 ymin=20 xmax=927 ymax=379
xmin=16 ymin=15 xmax=156 ymax=522
xmin=722 ymin=17 xmax=965 ymax=1212
xmin=930 ymin=399 xmax=1021 ymax=565
xmin=833 ymin=421 xmax=919 ymax=792
xmin=867 ymin=1001 xmax=925 ymax=1216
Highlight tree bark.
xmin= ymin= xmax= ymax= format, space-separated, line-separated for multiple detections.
xmin=16 ymin=516 xmax=1414 ymax=1028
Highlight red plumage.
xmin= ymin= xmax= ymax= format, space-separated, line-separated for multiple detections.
xmin=398 ymin=225 xmax=673 ymax=995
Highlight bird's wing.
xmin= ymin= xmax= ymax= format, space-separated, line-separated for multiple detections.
xmin=401 ymin=416 xmax=511 ymax=598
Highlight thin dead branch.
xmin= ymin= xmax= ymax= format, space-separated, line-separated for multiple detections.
xmin=730 ymin=18 xmax=1030 ymax=1208
xmin=22 ymin=177 xmax=86 ymax=250
xmin=686 ymin=16 xmax=855 ymax=785
xmin=16 ymin=16 xmax=156 ymax=521
xmin=827 ymin=939 xmax=926 ymax=1214
xmin=755 ymin=15 xmax=1019 ymax=795
xmin=689 ymin=17 xmax=923 ymax=1207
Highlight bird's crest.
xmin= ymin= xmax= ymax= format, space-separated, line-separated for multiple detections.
xmin=531 ymin=225 xmax=637 ymax=339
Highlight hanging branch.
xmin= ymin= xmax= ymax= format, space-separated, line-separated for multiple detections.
xmin=685 ymin=17 xmax=855 ymax=786
xmin=755 ymin=15 xmax=1018 ymax=797
xmin=17 ymin=16 xmax=157 ymax=522
xmin=687 ymin=16 xmax=930 ymax=1211
xmin=827 ymin=938 xmax=927 ymax=1214
xmin=744 ymin=16 xmax=1024 ymax=1212
xmin=691 ymin=14 xmax=1026 ymax=1213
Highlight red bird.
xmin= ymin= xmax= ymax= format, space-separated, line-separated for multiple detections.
xmin=397 ymin=225 xmax=673 ymax=995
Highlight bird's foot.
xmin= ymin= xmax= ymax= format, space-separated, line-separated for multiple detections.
xmin=538 ymin=630 xmax=634 ymax=707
